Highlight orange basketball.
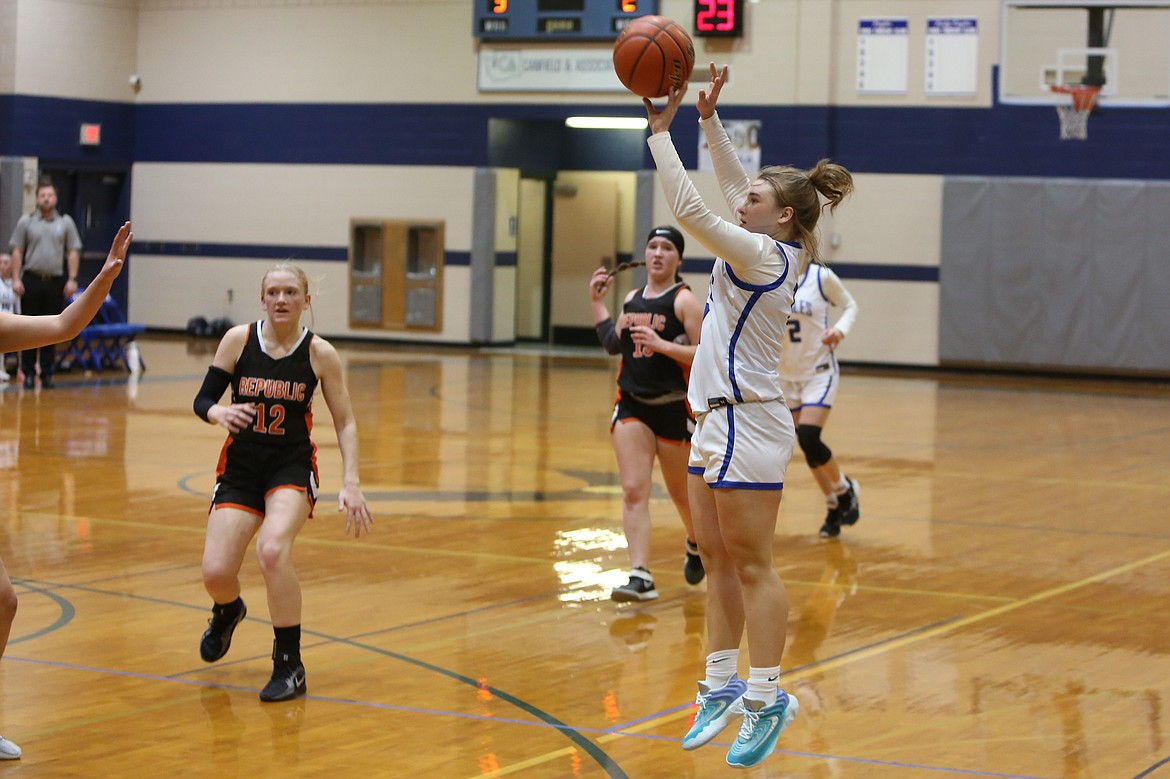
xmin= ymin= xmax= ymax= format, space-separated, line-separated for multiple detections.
xmin=612 ymin=16 xmax=695 ymax=99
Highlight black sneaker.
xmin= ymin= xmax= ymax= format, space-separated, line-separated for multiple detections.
xmin=818 ymin=506 xmax=842 ymax=538
xmin=683 ymin=540 xmax=705 ymax=585
xmin=611 ymin=569 xmax=658 ymax=602
xmin=836 ymin=477 xmax=860 ymax=526
xmin=260 ymin=647 xmax=307 ymax=703
xmin=200 ymin=598 xmax=247 ymax=662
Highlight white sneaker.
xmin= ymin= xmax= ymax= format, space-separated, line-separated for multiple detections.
xmin=0 ymin=735 xmax=21 ymax=760
xmin=0 ymin=371 xmax=9 ymax=381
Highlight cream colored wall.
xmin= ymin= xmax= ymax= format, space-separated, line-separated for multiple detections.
xmin=0 ymin=0 xmax=16 ymax=93
xmin=12 ymin=0 xmax=138 ymax=101
xmin=655 ymin=169 xmax=941 ymax=366
xmin=677 ymin=0 xmax=998 ymax=108
xmin=835 ymin=0 xmax=1001 ymax=107
xmin=129 ymin=162 xmax=477 ymax=343
xmin=10 ymin=0 xmax=1004 ymax=363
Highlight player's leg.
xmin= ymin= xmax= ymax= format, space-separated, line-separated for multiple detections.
xmin=256 ymin=487 xmax=311 ymax=702
xmin=610 ymin=417 xmax=659 ymax=601
xmin=655 ymin=436 xmax=703 ymax=584
xmin=0 ymin=555 xmax=20 ymax=760
xmin=716 ymin=486 xmax=800 ymax=767
xmin=681 ymin=471 xmax=748 ymax=750
xmin=799 ymin=404 xmax=859 ymax=535
xmin=200 ymin=505 xmax=260 ymax=662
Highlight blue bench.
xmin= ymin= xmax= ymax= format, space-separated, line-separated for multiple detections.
xmin=55 ymin=292 xmax=145 ymax=373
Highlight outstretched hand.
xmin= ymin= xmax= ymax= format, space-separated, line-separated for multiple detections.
xmin=643 ymin=81 xmax=688 ymax=135
xmin=697 ymin=63 xmax=728 ymax=120
xmin=100 ymin=221 xmax=133 ymax=281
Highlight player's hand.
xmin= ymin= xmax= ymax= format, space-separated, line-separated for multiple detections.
xmin=697 ymin=63 xmax=728 ymax=120
xmin=644 ymin=81 xmax=688 ymax=134
xmin=339 ymin=484 xmax=373 ymax=537
xmin=628 ymin=324 xmax=664 ymax=355
xmin=590 ymin=267 xmax=613 ymax=300
xmin=212 ymin=402 xmax=258 ymax=433
xmin=821 ymin=327 xmax=844 ymax=348
xmin=100 ymin=221 xmax=133 ymax=280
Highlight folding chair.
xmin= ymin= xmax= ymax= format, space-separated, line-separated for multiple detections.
xmin=55 ymin=292 xmax=145 ymax=373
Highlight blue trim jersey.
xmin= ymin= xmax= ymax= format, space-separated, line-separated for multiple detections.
xmin=230 ymin=320 xmax=318 ymax=445
xmin=778 ymin=264 xmax=858 ymax=382
xmin=647 ymin=114 xmax=803 ymax=416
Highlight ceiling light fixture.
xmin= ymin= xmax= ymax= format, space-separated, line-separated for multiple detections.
xmin=564 ymin=116 xmax=649 ymax=130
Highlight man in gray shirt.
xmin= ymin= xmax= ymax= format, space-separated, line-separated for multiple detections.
xmin=8 ymin=179 xmax=82 ymax=389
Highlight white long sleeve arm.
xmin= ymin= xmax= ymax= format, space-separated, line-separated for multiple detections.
xmin=647 ymin=127 xmax=785 ymax=285
xmin=821 ymin=267 xmax=859 ymax=336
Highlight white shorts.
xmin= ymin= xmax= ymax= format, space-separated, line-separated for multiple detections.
xmin=778 ymin=366 xmax=839 ymax=412
xmin=688 ymin=399 xmax=795 ymax=489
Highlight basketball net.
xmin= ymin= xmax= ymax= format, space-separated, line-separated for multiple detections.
xmin=1050 ymin=84 xmax=1100 ymax=141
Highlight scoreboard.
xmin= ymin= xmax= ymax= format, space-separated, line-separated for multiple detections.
xmin=693 ymin=0 xmax=745 ymax=38
xmin=473 ymin=0 xmax=660 ymax=41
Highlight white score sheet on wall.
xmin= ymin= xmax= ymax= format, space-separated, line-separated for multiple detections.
xmin=857 ymin=18 xmax=909 ymax=94
xmin=926 ymin=17 xmax=979 ymax=96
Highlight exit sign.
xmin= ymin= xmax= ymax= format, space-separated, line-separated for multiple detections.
xmin=79 ymin=123 xmax=102 ymax=146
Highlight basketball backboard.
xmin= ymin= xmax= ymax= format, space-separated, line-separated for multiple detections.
xmin=1000 ymin=1 xmax=1170 ymax=106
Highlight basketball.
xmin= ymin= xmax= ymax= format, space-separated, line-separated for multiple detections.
xmin=612 ymin=16 xmax=695 ymax=99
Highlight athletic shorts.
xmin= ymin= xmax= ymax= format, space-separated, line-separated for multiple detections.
xmin=611 ymin=394 xmax=694 ymax=443
xmin=210 ymin=437 xmax=319 ymax=517
xmin=688 ymin=399 xmax=795 ymax=489
xmin=778 ymin=365 xmax=839 ymax=413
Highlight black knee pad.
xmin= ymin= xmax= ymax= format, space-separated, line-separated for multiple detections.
xmin=796 ymin=424 xmax=833 ymax=468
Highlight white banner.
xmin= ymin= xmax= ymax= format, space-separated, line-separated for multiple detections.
xmin=698 ymin=119 xmax=761 ymax=173
xmin=478 ymin=48 xmax=626 ymax=93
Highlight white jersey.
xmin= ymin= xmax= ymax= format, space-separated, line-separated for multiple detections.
xmin=777 ymin=264 xmax=858 ymax=382
xmin=647 ymin=114 xmax=802 ymax=415
xmin=0 ymin=277 xmax=16 ymax=315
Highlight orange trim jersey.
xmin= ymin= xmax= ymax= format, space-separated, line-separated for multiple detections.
xmin=230 ymin=320 xmax=317 ymax=445
xmin=616 ymin=282 xmax=692 ymax=400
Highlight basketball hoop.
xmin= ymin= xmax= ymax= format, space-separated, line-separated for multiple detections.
xmin=1050 ymin=84 xmax=1100 ymax=141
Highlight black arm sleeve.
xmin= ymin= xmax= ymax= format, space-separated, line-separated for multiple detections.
xmin=193 ymin=365 xmax=233 ymax=422
xmin=595 ymin=318 xmax=621 ymax=355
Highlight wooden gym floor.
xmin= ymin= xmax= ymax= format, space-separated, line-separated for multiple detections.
xmin=1 ymin=334 xmax=1168 ymax=778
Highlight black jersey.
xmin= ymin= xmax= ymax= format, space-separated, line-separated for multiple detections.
xmin=230 ymin=320 xmax=318 ymax=445
xmin=616 ymin=282 xmax=691 ymax=401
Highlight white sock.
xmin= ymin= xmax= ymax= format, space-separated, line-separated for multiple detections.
xmin=825 ymin=491 xmax=839 ymax=508
xmin=703 ymin=649 xmax=740 ymax=690
xmin=746 ymin=665 xmax=780 ymax=706
xmin=834 ymin=475 xmax=850 ymax=494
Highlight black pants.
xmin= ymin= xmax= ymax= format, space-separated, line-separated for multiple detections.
xmin=20 ymin=272 xmax=66 ymax=378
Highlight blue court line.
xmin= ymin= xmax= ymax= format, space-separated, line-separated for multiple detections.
xmin=7 ymin=580 xmax=75 ymax=643
xmin=1133 ymin=755 xmax=1170 ymax=778
xmin=10 ymin=577 xmax=628 ymax=778
xmin=0 ymin=652 xmax=1075 ymax=779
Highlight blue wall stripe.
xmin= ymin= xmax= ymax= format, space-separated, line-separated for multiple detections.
xmin=130 ymin=242 xmax=475 ymax=267
xmin=128 ymin=244 xmax=932 ymax=281
xmin=1 ymin=94 xmax=136 ymax=164
xmin=679 ymin=259 xmax=936 ymax=282
xmin=3 ymin=94 xmax=1167 ymax=180
xmin=132 ymin=241 xmax=348 ymax=261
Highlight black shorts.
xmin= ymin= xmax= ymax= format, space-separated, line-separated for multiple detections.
xmin=210 ymin=438 xmax=319 ymax=517
xmin=611 ymin=394 xmax=694 ymax=443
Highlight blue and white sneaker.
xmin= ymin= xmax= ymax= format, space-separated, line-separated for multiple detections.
xmin=681 ymin=676 xmax=747 ymax=750
xmin=0 ymin=735 xmax=21 ymax=760
xmin=726 ymin=691 xmax=800 ymax=768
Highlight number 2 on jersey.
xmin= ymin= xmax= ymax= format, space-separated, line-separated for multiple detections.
xmin=787 ymin=319 xmax=802 ymax=343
